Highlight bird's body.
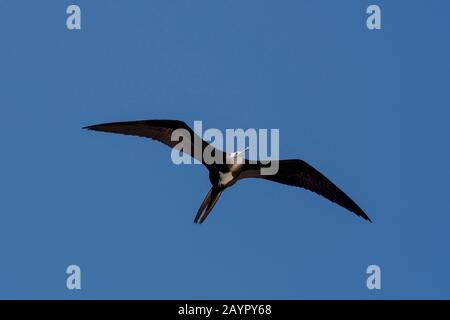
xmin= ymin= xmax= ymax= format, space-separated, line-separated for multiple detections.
xmin=217 ymin=170 xmax=236 ymax=188
xmin=84 ymin=119 xmax=371 ymax=224
xmin=214 ymin=151 xmax=245 ymax=188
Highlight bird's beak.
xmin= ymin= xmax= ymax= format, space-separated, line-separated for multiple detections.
xmin=238 ymin=147 xmax=249 ymax=155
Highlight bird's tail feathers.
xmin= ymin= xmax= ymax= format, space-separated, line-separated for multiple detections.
xmin=194 ymin=188 xmax=223 ymax=224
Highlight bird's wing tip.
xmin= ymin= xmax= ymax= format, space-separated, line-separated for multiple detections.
xmin=83 ymin=125 xmax=100 ymax=131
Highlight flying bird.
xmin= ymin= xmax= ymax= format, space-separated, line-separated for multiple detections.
xmin=83 ymin=120 xmax=371 ymax=224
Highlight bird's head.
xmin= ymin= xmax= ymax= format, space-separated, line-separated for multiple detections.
xmin=228 ymin=147 xmax=248 ymax=164
xmin=230 ymin=147 xmax=248 ymax=158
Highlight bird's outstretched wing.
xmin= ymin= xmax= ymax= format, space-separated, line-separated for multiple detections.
xmin=83 ymin=120 xmax=224 ymax=168
xmin=238 ymin=159 xmax=371 ymax=222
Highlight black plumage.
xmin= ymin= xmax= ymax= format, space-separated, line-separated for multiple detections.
xmin=84 ymin=119 xmax=371 ymax=223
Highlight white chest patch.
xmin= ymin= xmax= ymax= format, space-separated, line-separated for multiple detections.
xmin=218 ymin=171 xmax=234 ymax=187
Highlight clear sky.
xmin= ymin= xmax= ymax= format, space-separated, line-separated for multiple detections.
xmin=0 ymin=1 xmax=449 ymax=299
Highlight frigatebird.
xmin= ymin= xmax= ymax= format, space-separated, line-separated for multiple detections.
xmin=83 ymin=120 xmax=371 ymax=224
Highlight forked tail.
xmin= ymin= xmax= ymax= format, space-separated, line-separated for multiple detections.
xmin=194 ymin=187 xmax=223 ymax=224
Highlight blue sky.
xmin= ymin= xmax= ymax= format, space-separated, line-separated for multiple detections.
xmin=0 ymin=1 xmax=449 ymax=299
